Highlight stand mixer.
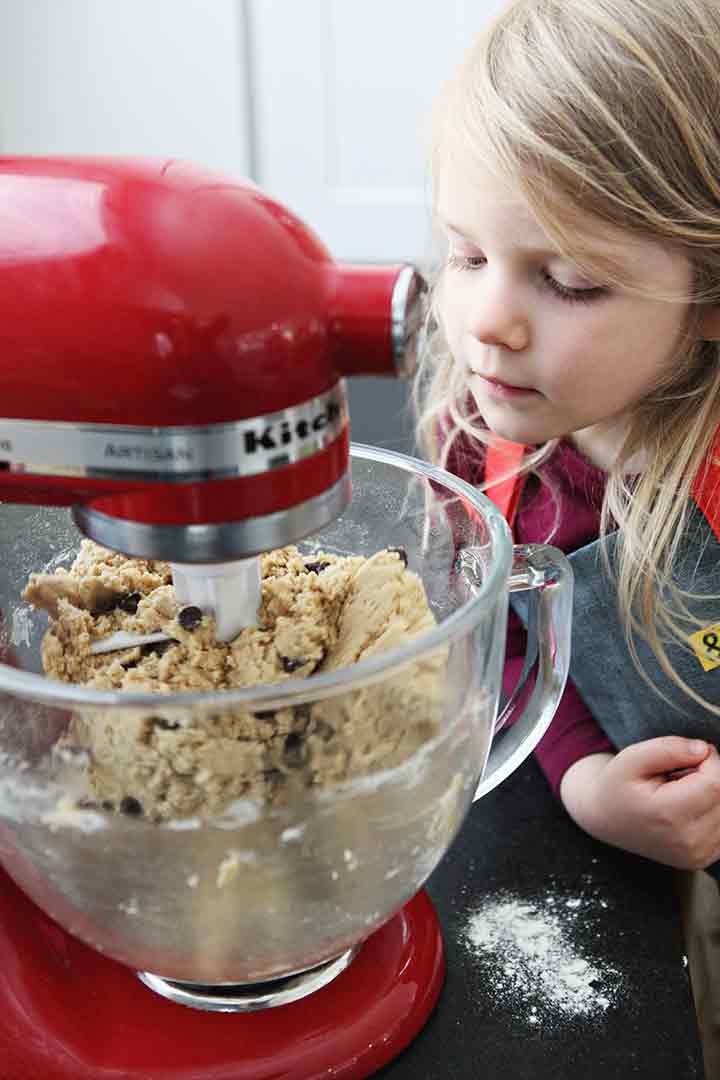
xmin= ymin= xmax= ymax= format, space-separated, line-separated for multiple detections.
xmin=0 ymin=157 xmax=573 ymax=1079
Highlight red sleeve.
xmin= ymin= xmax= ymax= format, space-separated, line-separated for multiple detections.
xmin=504 ymin=613 xmax=615 ymax=798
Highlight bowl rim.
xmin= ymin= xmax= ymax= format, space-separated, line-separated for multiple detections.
xmin=0 ymin=443 xmax=512 ymax=709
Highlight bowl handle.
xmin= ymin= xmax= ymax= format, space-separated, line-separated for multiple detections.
xmin=472 ymin=543 xmax=573 ymax=802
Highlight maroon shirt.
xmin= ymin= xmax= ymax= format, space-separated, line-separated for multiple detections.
xmin=446 ymin=432 xmax=615 ymax=795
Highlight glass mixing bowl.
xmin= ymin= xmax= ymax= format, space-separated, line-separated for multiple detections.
xmin=0 ymin=444 xmax=572 ymax=1002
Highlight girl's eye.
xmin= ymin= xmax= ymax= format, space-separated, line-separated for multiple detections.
xmin=445 ymin=253 xmax=610 ymax=304
xmin=446 ymin=252 xmax=486 ymax=271
xmin=541 ymin=268 xmax=609 ymax=304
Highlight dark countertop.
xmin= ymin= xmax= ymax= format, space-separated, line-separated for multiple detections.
xmin=379 ymin=757 xmax=704 ymax=1079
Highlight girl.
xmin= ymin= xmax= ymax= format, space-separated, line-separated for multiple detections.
xmin=416 ymin=0 xmax=720 ymax=1069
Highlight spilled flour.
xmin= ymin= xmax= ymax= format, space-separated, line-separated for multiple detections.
xmin=463 ymin=888 xmax=620 ymax=1025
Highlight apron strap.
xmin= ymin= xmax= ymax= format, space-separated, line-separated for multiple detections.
xmin=692 ymin=427 xmax=720 ymax=542
xmin=484 ymin=439 xmax=528 ymax=533
xmin=485 ymin=430 xmax=720 ymax=540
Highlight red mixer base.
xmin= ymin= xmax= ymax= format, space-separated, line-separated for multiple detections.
xmin=0 ymin=868 xmax=444 ymax=1080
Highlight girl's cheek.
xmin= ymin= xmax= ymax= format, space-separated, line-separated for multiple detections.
xmin=435 ymin=297 xmax=459 ymax=346
xmin=441 ymin=279 xmax=467 ymax=329
xmin=435 ymin=276 xmax=452 ymax=322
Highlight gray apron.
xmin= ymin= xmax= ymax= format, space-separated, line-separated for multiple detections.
xmin=512 ymin=501 xmax=720 ymax=882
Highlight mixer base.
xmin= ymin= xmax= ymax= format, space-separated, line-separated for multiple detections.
xmin=137 ymin=945 xmax=359 ymax=1011
xmin=0 ymin=867 xmax=445 ymax=1079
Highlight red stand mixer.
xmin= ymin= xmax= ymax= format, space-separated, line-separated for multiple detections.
xmin=0 ymin=156 xmax=440 ymax=1079
xmin=0 ymin=157 xmax=573 ymax=1078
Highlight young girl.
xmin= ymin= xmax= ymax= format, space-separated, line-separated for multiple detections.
xmin=416 ymin=0 xmax=720 ymax=1069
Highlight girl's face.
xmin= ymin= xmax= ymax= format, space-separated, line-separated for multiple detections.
xmin=437 ymin=160 xmax=695 ymax=462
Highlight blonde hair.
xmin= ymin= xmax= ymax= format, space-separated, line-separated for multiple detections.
xmin=416 ymin=0 xmax=720 ymax=713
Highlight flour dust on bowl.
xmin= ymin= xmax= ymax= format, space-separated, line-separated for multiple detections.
xmin=0 ymin=445 xmax=572 ymax=1010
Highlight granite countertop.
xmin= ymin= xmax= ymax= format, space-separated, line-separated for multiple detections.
xmin=378 ymin=757 xmax=703 ymax=1079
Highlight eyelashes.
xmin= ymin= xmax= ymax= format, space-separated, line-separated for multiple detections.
xmin=446 ymin=254 xmax=486 ymax=272
xmin=539 ymin=269 xmax=609 ymax=304
xmin=446 ymin=253 xmax=609 ymax=305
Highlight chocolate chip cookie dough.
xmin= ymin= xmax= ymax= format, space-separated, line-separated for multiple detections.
xmin=24 ymin=542 xmax=443 ymax=821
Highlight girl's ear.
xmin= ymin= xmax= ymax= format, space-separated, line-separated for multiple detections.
xmin=700 ymin=305 xmax=720 ymax=341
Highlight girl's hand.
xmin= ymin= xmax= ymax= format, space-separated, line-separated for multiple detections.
xmin=559 ymin=738 xmax=720 ymax=870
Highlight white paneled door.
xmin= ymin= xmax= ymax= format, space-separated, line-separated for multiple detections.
xmin=246 ymin=0 xmax=507 ymax=263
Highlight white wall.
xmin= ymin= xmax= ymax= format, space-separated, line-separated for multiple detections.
xmin=0 ymin=0 xmax=252 ymax=177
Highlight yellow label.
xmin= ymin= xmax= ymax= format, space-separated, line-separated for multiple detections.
xmin=690 ymin=623 xmax=720 ymax=671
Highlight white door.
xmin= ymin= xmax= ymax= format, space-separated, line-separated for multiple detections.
xmin=247 ymin=0 xmax=507 ymax=263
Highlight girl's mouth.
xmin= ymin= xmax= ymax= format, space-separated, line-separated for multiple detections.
xmin=471 ymin=374 xmax=541 ymax=400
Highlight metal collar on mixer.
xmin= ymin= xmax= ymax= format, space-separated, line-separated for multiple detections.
xmin=73 ymin=470 xmax=352 ymax=562
xmin=391 ymin=266 xmax=428 ymax=379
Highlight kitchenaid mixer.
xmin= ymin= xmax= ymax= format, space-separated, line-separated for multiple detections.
xmin=0 ymin=157 xmax=573 ymax=1079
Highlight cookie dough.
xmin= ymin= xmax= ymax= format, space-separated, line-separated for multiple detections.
xmin=24 ymin=542 xmax=444 ymax=821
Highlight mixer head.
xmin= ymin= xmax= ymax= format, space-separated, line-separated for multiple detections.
xmin=0 ymin=157 xmax=427 ymax=637
xmin=0 ymin=157 xmax=426 ymax=560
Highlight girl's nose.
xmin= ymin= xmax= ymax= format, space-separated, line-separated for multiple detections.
xmin=468 ymin=276 xmax=530 ymax=351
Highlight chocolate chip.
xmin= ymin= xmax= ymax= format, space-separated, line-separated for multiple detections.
xmin=304 ymin=560 xmax=330 ymax=575
xmin=141 ymin=640 xmax=174 ymax=658
xmin=119 ymin=796 xmax=143 ymax=817
xmin=293 ymin=704 xmax=312 ymax=724
xmin=253 ymin=710 xmax=277 ymax=721
xmin=281 ymin=656 xmax=306 ymax=673
xmin=311 ymin=648 xmax=326 ymax=674
xmin=118 ymin=591 xmax=142 ymax=614
xmin=178 ymin=605 xmax=203 ymax=631
xmin=313 ymin=719 xmax=335 ymax=742
xmin=388 ymin=546 xmax=408 ymax=567
xmin=91 ymin=594 xmax=119 ymax=615
xmin=283 ymin=732 xmax=307 ymax=767
xmin=151 ymin=716 xmax=180 ymax=731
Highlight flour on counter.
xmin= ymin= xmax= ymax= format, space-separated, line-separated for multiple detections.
xmin=463 ymin=888 xmax=620 ymax=1024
